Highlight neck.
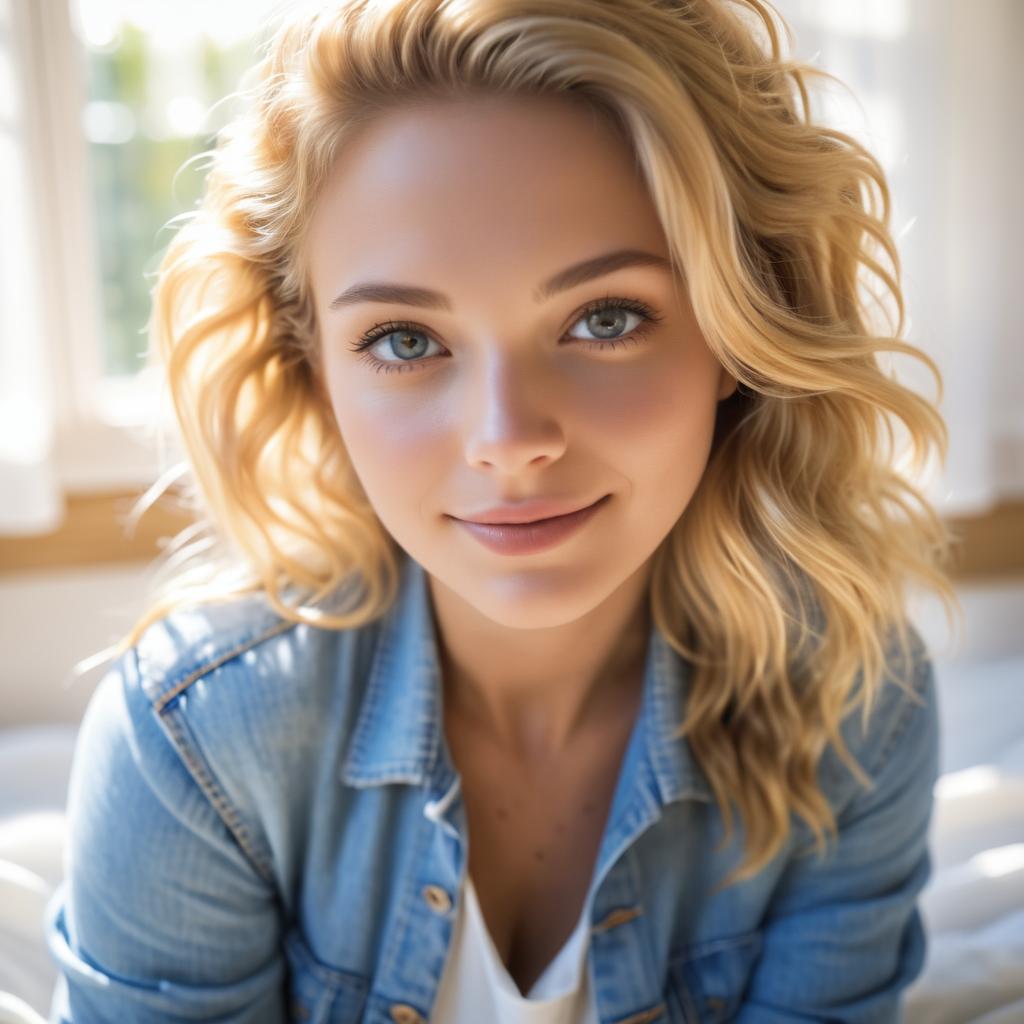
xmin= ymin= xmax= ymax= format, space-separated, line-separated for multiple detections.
xmin=428 ymin=562 xmax=653 ymax=758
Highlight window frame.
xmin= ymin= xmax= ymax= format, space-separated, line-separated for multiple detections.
xmin=12 ymin=0 xmax=166 ymax=495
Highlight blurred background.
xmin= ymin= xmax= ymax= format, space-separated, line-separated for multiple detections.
xmin=0 ymin=1 xmax=1021 ymax=1022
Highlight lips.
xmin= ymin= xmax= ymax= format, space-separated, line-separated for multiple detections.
xmin=450 ymin=494 xmax=610 ymax=556
xmin=453 ymin=496 xmax=604 ymax=525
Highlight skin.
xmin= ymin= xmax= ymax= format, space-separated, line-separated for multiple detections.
xmin=306 ymin=92 xmax=735 ymax=765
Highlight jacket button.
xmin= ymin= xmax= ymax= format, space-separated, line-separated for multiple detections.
xmin=422 ymin=884 xmax=452 ymax=914
xmin=389 ymin=1004 xmax=426 ymax=1024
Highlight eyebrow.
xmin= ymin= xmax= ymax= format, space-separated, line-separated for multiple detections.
xmin=327 ymin=248 xmax=673 ymax=312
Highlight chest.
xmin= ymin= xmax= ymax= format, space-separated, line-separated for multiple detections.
xmin=444 ymin=704 xmax=639 ymax=995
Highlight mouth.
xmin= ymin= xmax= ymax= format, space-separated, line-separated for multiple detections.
xmin=505 ymin=496 xmax=605 ymax=525
xmin=448 ymin=494 xmax=611 ymax=556
xmin=452 ymin=494 xmax=609 ymax=526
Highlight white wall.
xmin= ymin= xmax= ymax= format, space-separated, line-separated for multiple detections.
xmin=0 ymin=563 xmax=155 ymax=727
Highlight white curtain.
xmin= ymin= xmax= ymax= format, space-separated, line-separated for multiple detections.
xmin=0 ymin=0 xmax=63 ymax=535
xmin=770 ymin=0 xmax=1023 ymax=516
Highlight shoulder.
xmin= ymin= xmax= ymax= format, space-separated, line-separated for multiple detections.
xmin=817 ymin=621 xmax=939 ymax=813
xmin=134 ymin=589 xmax=298 ymax=708
xmin=72 ymin=581 xmax=385 ymax=884
xmin=130 ymin=580 xmax=379 ymax=725
xmin=89 ymin=582 xmax=386 ymax=875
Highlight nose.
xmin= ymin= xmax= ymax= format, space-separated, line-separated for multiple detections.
xmin=460 ymin=352 xmax=568 ymax=474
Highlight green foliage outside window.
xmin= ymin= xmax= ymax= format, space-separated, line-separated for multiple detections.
xmin=83 ymin=20 xmax=264 ymax=376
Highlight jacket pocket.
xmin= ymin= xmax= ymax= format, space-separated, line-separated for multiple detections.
xmin=665 ymin=929 xmax=763 ymax=1023
xmin=283 ymin=923 xmax=371 ymax=1023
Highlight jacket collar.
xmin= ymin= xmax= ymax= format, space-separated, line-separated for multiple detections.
xmin=341 ymin=553 xmax=711 ymax=808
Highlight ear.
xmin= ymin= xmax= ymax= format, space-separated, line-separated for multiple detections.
xmin=717 ymin=368 xmax=738 ymax=401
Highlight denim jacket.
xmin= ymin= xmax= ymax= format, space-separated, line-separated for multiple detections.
xmin=44 ymin=550 xmax=939 ymax=1024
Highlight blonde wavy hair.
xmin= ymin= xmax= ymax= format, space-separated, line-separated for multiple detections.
xmin=115 ymin=0 xmax=962 ymax=891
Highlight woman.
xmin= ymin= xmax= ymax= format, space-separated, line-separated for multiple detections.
xmin=44 ymin=0 xmax=960 ymax=1021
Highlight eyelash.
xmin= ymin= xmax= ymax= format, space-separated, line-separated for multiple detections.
xmin=346 ymin=294 xmax=664 ymax=375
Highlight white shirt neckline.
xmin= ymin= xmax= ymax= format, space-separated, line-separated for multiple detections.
xmin=465 ymin=873 xmax=592 ymax=1003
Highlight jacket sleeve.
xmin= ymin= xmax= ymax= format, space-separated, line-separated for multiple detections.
xmin=43 ymin=645 xmax=287 ymax=1023
xmin=735 ymin=648 xmax=941 ymax=1024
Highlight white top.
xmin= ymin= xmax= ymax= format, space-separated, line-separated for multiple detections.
xmin=431 ymin=873 xmax=600 ymax=1023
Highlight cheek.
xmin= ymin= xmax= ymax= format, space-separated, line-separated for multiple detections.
xmin=325 ymin=378 xmax=445 ymax=501
xmin=580 ymin=357 xmax=720 ymax=477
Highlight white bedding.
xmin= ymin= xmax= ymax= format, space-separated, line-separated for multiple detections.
xmin=904 ymin=762 xmax=1024 ymax=1023
xmin=2 ymin=692 xmax=1023 ymax=1024
xmin=0 ymin=726 xmax=74 ymax=1024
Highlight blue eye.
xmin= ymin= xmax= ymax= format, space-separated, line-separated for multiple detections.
xmin=346 ymin=295 xmax=663 ymax=375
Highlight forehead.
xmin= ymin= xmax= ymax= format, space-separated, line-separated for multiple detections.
xmin=305 ymin=95 xmax=670 ymax=294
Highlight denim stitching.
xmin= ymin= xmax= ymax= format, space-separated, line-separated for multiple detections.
xmin=613 ymin=1003 xmax=668 ymax=1024
xmin=346 ymin=626 xmax=397 ymax=768
xmin=285 ymin=926 xmax=370 ymax=991
xmin=134 ymin=592 xmax=294 ymax=702
xmin=672 ymin=928 xmax=762 ymax=963
xmin=375 ymin=801 xmax=436 ymax=983
xmin=141 ymin=617 xmax=305 ymax=885
xmin=867 ymin=654 xmax=932 ymax=779
xmin=158 ymin=710 xmax=277 ymax=887
xmin=592 ymin=905 xmax=644 ymax=933
xmin=151 ymin=617 xmax=297 ymax=714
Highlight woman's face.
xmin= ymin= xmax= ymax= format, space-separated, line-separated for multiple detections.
xmin=307 ymin=94 xmax=735 ymax=630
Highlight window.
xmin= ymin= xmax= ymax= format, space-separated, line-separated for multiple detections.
xmin=0 ymin=0 xmax=280 ymax=513
xmin=75 ymin=0 xmax=280 ymax=378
